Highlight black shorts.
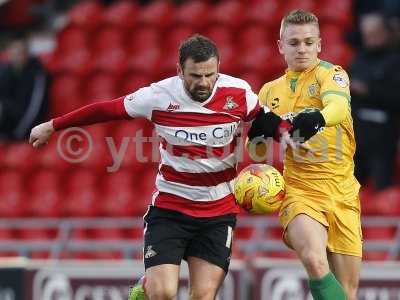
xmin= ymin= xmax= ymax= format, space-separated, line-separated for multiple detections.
xmin=143 ymin=206 xmax=236 ymax=273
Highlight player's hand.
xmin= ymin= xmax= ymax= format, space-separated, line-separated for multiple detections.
xmin=291 ymin=108 xmax=325 ymax=142
xmin=29 ymin=120 xmax=55 ymax=148
xmin=280 ymin=131 xmax=297 ymax=150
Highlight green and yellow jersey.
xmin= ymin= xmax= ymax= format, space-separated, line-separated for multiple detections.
xmin=258 ymin=59 xmax=360 ymax=199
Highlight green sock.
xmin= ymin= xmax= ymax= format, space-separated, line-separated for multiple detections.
xmin=309 ymin=272 xmax=347 ymax=300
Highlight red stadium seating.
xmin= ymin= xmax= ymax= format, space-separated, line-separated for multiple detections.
xmin=0 ymin=189 xmax=25 ymax=218
xmin=164 ymin=26 xmax=196 ymax=53
xmin=50 ymin=74 xmax=83 ymax=116
xmin=84 ymin=73 xmax=118 ymax=101
xmin=374 ymin=187 xmax=400 ymax=216
xmin=68 ymin=1 xmax=104 ymax=32
xmin=242 ymin=0 xmax=282 ymax=28
xmin=128 ymin=26 xmax=161 ymax=52
xmin=172 ymin=0 xmax=209 ymax=29
xmin=2 ymin=143 xmax=36 ymax=170
xmin=283 ymin=0 xmax=318 ymax=16
xmin=126 ymin=48 xmax=162 ymax=76
xmin=319 ymin=0 xmax=353 ymax=29
xmin=208 ymin=1 xmax=244 ymax=28
xmin=63 ymin=186 xmax=99 ymax=217
xmin=48 ymin=47 xmax=92 ymax=76
xmin=136 ymin=1 xmax=173 ymax=28
xmin=56 ymin=26 xmax=88 ymax=53
xmin=102 ymin=0 xmax=139 ymax=30
xmin=203 ymin=26 xmax=233 ymax=48
xmin=92 ymin=28 xmax=125 ymax=52
xmin=90 ymin=46 xmax=127 ymax=76
xmin=66 ymin=169 xmax=98 ymax=192
xmin=119 ymin=73 xmax=152 ymax=95
xmin=29 ymin=188 xmax=62 ymax=218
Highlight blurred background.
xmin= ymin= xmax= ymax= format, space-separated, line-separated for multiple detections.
xmin=0 ymin=0 xmax=400 ymax=299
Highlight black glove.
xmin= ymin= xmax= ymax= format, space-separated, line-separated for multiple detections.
xmin=291 ymin=108 xmax=326 ymax=142
xmin=248 ymin=109 xmax=292 ymax=141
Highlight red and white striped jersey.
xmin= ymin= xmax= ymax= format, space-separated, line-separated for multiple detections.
xmin=123 ymin=74 xmax=261 ymax=217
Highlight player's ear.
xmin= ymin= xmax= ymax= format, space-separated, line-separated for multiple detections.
xmin=277 ymin=39 xmax=284 ymax=55
xmin=177 ymin=63 xmax=184 ymax=80
xmin=317 ymin=38 xmax=321 ymax=53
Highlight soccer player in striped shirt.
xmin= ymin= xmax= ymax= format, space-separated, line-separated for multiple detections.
xmin=30 ymin=35 xmax=294 ymax=300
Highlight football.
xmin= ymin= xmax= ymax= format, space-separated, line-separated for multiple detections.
xmin=234 ymin=164 xmax=285 ymax=214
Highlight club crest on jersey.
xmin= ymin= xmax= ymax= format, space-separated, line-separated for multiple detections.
xmin=167 ymin=102 xmax=180 ymax=111
xmin=223 ymin=96 xmax=238 ymax=110
xmin=308 ymin=83 xmax=318 ymax=97
xmin=126 ymin=94 xmax=134 ymax=101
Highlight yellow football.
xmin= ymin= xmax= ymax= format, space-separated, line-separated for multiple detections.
xmin=234 ymin=164 xmax=285 ymax=214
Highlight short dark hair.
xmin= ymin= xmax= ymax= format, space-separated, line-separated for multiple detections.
xmin=179 ymin=34 xmax=219 ymax=67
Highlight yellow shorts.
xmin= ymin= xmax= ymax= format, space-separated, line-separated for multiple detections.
xmin=279 ymin=179 xmax=363 ymax=257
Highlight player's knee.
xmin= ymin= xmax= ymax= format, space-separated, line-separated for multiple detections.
xmin=189 ymin=284 xmax=218 ymax=300
xmin=298 ymin=249 xmax=329 ymax=278
xmin=145 ymin=280 xmax=177 ymax=300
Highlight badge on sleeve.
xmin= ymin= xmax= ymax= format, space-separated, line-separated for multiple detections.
xmin=332 ymin=73 xmax=349 ymax=88
xmin=126 ymin=94 xmax=134 ymax=101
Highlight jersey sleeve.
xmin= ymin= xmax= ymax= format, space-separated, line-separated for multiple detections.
xmin=243 ymin=82 xmax=261 ymax=122
xmin=123 ymin=85 xmax=157 ymax=120
xmin=319 ymin=66 xmax=351 ymax=105
xmin=258 ymin=82 xmax=272 ymax=109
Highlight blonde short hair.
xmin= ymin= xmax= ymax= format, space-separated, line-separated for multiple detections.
xmin=280 ymin=9 xmax=320 ymax=38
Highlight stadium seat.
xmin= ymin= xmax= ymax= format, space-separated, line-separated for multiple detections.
xmin=56 ymin=26 xmax=88 ymax=53
xmin=0 ymin=187 xmax=25 ymax=218
xmin=19 ymin=228 xmax=54 ymax=240
xmin=100 ymin=182 xmax=142 ymax=217
xmin=66 ymin=169 xmax=98 ymax=192
xmin=237 ymin=25 xmax=270 ymax=50
xmin=28 ymin=169 xmax=59 ymax=192
xmin=102 ymin=0 xmax=139 ymax=29
xmin=172 ymin=0 xmax=209 ymax=29
xmin=68 ymin=1 xmax=104 ymax=31
xmin=283 ymin=0 xmax=318 ymax=16
xmin=374 ymin=187 xmax=400 ymax=216
xmin=238 ymin=45 xmax=274 ymax=75
xmin=2 ymin=143 xmax=35 ymax=170
xmin=49 ymin=47 xmax=92 ymax=76
xmin=91 ymin=227 xmax=124 ymax=239
xmin=90 ymin=46 xmax=127 ymax=76
xmin=164 ymin=26 xmax=196 ymax=53
xmin=63 ymin=186 xmax=99 ymax=217
xmin=363 ymin=227 xmax=396 ymax=240
xmin=203 ymin=26 xmax=233 ymax=48
xmin=29 ymin=188 xmax=62 ymax=217
xmin=36 ymin=141 xmax=71 ymax=171
xmin=242 ymin=0 xmax=282 ymax=28
xmin=136 ymin=1 xmax=173 ymax=28
xmin=84 ymin=73 xmax=118 ymax=101
xmin=0 ymin=229 xmax=13 ymax=240
xmin=92 ymin=28 xmax=125 ymax=52
xmin=128 ymin=26 xmax=161 ymax=52
xmin=240 ymin=72 xmax=263 ymax=93
xmin=208 ymin=0 xmax=244 ymax=28
xmin=126 ymin=48 xmax=162 ymax=76
xmin=119 ymin=73 xmax=152 ymax=95
xmin=319 ymin=0 xmax=352 ymax=29
xmin=50 ymin=74 xmax=83 ymax=112
xmin=218 ymin=44 xmax=238 ymax=75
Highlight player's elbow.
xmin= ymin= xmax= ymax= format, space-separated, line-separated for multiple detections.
xmin=321 ymin=96 xmax=348 ymax=127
